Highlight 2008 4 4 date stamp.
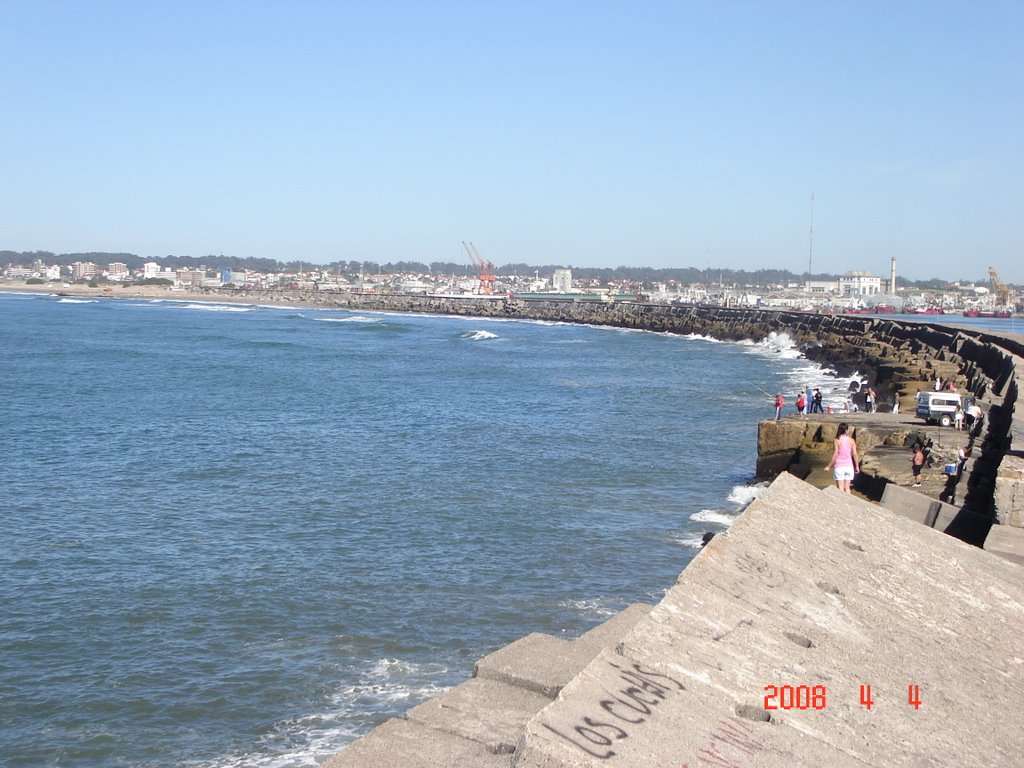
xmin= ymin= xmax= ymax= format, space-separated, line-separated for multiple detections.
xmin=762 ymin=683 xmax=923 ymax=710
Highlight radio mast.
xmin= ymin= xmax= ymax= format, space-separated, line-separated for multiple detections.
xmin=807 ymin=193 xmax=815 ymax=277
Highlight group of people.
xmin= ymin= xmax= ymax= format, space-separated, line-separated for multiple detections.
xmin=795 ymin=387 xmax=824 ymax=416
xmin=952 ymin=402 xmax=982 ymax=431
xmin=772 ymin=383 xmax=886 ymax=421
xmin=912 ymin=402 xmax=984 ymax=497
xmin=773 ymin=386 xmax=826 ymax=420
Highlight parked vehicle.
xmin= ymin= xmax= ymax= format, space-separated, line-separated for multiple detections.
xmin=916 ymin=391 xmax=973 ymax=427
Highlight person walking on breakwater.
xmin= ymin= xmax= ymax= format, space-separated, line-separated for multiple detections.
xmin=825 ymin=423 xmax=860 ymax=494
xmin=774 ymin=393 xmax=783 ymax=421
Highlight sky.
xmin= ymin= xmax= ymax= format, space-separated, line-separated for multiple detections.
xmin=1 ymin=1 xmax=1022 ymax=282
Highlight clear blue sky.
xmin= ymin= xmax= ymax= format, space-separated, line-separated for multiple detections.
xmin=2 ymin=1 xmax=1022 ymax=282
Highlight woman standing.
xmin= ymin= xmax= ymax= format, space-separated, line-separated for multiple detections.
xmin=825 ymin=423 xmax=860 ymax=494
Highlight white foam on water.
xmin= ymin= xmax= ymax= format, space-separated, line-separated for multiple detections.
xmin=689 ymin=482 xmax=769 ymax=530
xmin=57 ymin=298 xmax=97 ymax=304
xmin=679 ymin=332 xmax=726 ymax=343
xmin=748 ymin=330 xmax=801 ymax=359
xmin=675 ymin=532 xmax=708 ymax=550
xmin=559 ymin=596 xmax=621 ymax=619
xmin=726 ymin=482 xmax=768 ymax=508
xmin=315 ymin=315 xmax=382 ymax=323
xmin=176 ymin=303 xmax=254 ymax=312
xmin=462 ymin=329 xmax=498 ymax=340
xmin=199 ymin=658 xmax=452 ymax=768
xmin=689 ymin=509 xmax=739 ymax=527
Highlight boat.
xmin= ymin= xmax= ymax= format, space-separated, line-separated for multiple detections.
xmin=965 ymin=309 xmax=1011 ymax=319
xmin=871 ymin=303 xmax=899 ymax=314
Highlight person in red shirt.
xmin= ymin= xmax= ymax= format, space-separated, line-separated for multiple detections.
xmin=774 ymin=393 xmax=783 ymax=421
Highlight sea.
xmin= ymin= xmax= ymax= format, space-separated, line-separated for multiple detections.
xmin=2 ymin=291 xmax=1013 ymax=768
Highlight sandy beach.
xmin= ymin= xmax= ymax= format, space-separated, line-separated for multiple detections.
xmin=1 ymin=280 xmax=298 ymax=307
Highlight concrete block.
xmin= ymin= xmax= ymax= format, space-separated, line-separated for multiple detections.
xmin=879 ymin=481 xmax=960 ymax=529
xmin=573 ymin=603 xmax=654 ymax=658
xmin=983 ymin=523 xmax=1024 ymax=570
xmin=406 ymin=677 xmax=551 ymax=755
xmin=474 ymin=633 xmax=579 ymax=698
xmin=321 ymin=717 xmax=508 ymax=768
xmin=513 ymin=473 xmax=1024 ymax=767
xmin=994 ymin=454 xmax=1024 ymax=526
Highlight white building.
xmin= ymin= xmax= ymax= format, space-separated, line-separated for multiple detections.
xmin=804 ymin=280 xmax=840 ymax=294
xmin=176 ymin=269 xmax=206 ymax=287
xmin=839 ymin=271 xmax=882 ymax=296
xmin=71 ymin=261 xmax=97 ymax=279
xmin=552 ymin=268 xmax=573 ymax=292
xmin=143 ymin=262 xmax=162 ymax=279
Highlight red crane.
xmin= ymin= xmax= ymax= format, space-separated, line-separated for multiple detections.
xmin=462 ymin=241 xmax=495 ymax=295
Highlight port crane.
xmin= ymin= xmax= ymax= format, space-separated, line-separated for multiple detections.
xmin=988 ymin=266 xmax=1011 ymax=308
xmin=462 ymin=241 xmax=495 ymax=295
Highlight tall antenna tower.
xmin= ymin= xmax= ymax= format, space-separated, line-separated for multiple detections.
xmin=807 ymin=193 xmax=815 ymax=277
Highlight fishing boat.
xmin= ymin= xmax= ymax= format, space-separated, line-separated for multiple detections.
xmin=964 ymin=309 xmax=1011 ymax=318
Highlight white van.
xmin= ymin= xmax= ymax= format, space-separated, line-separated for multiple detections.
xmin=916 ymin=391 xmax=973 ymax=427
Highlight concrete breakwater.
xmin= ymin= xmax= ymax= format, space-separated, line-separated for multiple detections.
xmin=324 ymin=473 xmax=1024 ymax=767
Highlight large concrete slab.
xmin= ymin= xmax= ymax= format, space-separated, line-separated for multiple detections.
xmin=513 ymin=473 xmax=1024 ymax=767
xmin=879 ymin=480 xmax=960 ymax=529
xmin=984 ymin=523 xmax=1024 ymax=568
xmin=406 ymin=677 xmax=551 ymax=755
xmin=321 ymin=717 xmax=508 ymax=768
xmin=474 ymin=633 xmax=580 ymax=698
xmin=573 ymin=603 xmax=654 ymax=658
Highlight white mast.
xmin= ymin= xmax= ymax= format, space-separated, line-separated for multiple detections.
xmin=807 ymin=193 xmax=815 ymax=277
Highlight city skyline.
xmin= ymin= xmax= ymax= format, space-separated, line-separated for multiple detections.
xmin=2 ymin=2 xmax=1022 ymax=282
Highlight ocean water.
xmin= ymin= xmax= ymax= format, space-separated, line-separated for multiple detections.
xmin=1 ymin=292 xmax=858 ymax=767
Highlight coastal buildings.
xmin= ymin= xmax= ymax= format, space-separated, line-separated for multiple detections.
xmin=2 ymin=256 xmax=1020 ymax=314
